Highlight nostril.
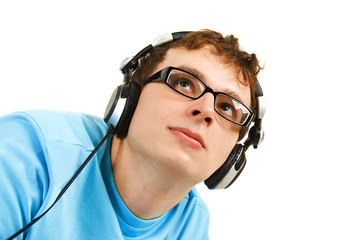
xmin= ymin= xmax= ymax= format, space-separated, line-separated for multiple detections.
xmin=192 ymin=110 xmax=212 ymax=124
xmin=192 ymin=110 xmax=200 ymax=116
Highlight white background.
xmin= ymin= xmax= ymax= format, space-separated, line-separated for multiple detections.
xmin=1 ymin=0 xmax=362 ymax=239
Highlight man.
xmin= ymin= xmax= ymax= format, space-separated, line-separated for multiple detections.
xmin=0 ymin=30 xmax=263 ymax=239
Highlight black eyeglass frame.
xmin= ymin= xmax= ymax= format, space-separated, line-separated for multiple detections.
xmin=145 ymin=66 xmax=253 ymax=127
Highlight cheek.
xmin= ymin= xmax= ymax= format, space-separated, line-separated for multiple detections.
xmin=127 ymin=88 xmax=157 ymax=137
xmin=128 ymin=85 xmax=175 ymax=140
xmin=137 ymin=84 xmax=177 ymax=111
xmin=213 ymin=136 xmax=236 ymax=163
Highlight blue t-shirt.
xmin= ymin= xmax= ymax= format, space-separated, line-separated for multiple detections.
xmin=0 ymin=111 xmax=209 ymax=240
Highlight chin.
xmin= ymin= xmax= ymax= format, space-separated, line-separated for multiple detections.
xmin=157 ymin=149 xmax=203 ymax=182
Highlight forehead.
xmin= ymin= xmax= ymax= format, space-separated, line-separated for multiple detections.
xmin=154 ymin=47 xmax=251 ymax=107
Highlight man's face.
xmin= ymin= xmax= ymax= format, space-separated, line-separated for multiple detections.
xmin=126 ymin=46 xmax=251 ymax=185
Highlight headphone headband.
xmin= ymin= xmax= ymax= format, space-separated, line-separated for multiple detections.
xmin=120 ymin=31 xmax=191 ymax=79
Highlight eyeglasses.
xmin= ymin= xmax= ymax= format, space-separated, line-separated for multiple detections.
xmin=145 ymin=66 xmax=253 ymax=126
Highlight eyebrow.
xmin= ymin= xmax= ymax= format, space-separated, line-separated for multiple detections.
xmin=177 ymin=65 xmax=206 ymax=81
xmin=177 ymin=65 xmax=244 ymax=103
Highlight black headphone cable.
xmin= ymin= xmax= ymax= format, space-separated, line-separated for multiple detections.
xmin=7 ymin=124 xmax=115 ymax=240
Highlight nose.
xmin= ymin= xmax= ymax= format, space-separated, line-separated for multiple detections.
xmin=189 ymin=93 xmax=215 ymax=126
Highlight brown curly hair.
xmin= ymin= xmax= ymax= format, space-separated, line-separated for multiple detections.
xmin=130 ymin=29 xmax=263 ymax=140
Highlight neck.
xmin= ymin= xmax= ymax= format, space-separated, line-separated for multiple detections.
xmin=111 ymin=135 xmax=193 ymax=219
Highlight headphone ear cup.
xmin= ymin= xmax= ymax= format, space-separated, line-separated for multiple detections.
xmin=204 ymin=144 xmax=246 ymax=189
xmin=104 ymin=81 xmax=141 ymax=138
xmin=117 ymin=81 xmax=141 ymax=138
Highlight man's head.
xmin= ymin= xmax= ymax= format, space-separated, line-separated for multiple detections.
xmin=114 ymin=29 xmax=263 ymax=186
xmin=129 ymin=29 xmax=263 ymax=140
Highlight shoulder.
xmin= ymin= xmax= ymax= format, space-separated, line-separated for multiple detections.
xmin=0 ymin=110 xmax=110 ymax=188
xmin=0 ymin=110 xmax=112 ymax=239
xmin=0 ymin=110 xmax=110 ymax=186
xmin=1 ymin=110 xmax=108 ymax=150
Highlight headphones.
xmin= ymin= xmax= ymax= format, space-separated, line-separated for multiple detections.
xmin=104 ymin=31 xmax=266 ymax=189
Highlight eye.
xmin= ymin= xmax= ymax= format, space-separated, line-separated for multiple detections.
xmin=166 ymin=69 xmax=205 ymax=98
xmin=217 ymin=102 xmax=236 ymax=117
xmin=168 ymin=74 xmax=197 ymax=95
xmin=177 ymin=79 xmax=192 ymax=90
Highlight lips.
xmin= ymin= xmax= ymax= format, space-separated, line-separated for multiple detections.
xmin=169 ymin=127 xmax=206 ymax=151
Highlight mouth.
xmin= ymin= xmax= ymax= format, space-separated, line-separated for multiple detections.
xmin=169 ymin=127 xmax=206 ymax=151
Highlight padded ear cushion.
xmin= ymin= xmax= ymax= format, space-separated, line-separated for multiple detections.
xmin=104 ymin=81 xmax=141 ymax=138
xmin=204 ymin=144 xmax=246 ymax=189
xmin=116 ymin=81 xmax=141 ymax=138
